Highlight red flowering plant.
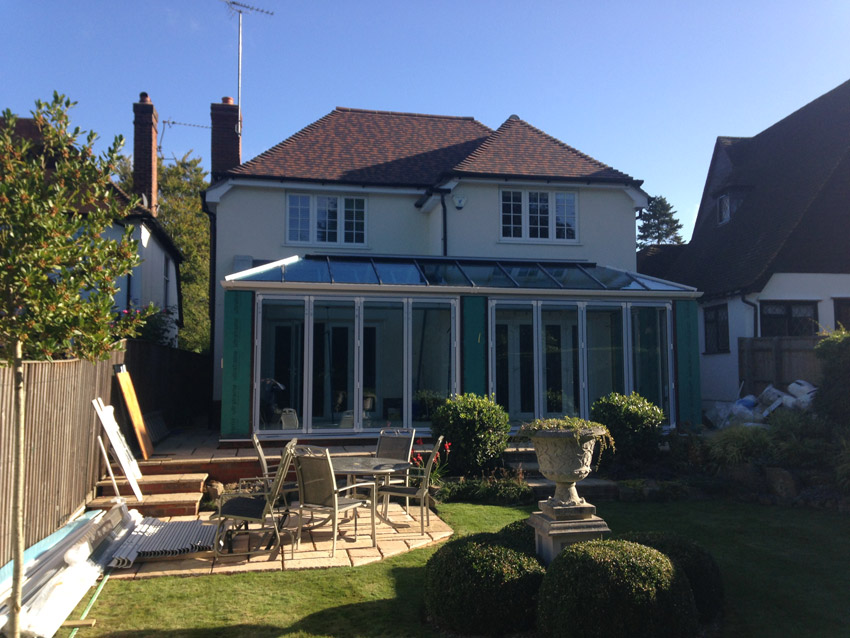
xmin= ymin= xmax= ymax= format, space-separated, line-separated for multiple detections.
xmin=412 ymin=440 xmax=452 ymax=486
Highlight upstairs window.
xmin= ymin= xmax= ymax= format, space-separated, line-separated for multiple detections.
xmin=760 ymin=301 xmax=818 ymax=337
xmin=501 ymin=189 xmax=577 ymax=241
xmin=703 ymin=304 xmax=729 ymax=354
xmin=287 ymin=194 xmax=367 ymax=246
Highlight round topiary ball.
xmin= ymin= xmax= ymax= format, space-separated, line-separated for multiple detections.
xmin=425 ymin=534 xmax=545 ymax=636
xmin=494 ymin=519 xmax=537 ymax=556
xmin=537 ymin=539 xmax=698 ymax=638
xmin=431 ymin=393 xmax=511 ymax=475
xmin=617 ymin=531 xmax=724 ymax=623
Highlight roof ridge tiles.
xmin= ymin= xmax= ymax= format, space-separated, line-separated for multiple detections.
xmin=334 ymin=106 xmax=479 ymax=122
xmin=506 ymin=116 xmax=614 ymax=172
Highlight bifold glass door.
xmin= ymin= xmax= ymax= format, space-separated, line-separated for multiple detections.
xmin=256 ymin=296 xmax=455 ymax=433
xmin=489 ymin=301 xmax=672 ymax=425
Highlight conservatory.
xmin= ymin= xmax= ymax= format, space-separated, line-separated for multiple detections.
xmin=219 ymin=254 xmax=701 ymax=439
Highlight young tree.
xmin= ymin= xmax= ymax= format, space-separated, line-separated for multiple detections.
xmin=637 ymin=195 xmax=684 ymax=249
xmin=116 ymin=153 xmax=210 ymax=353
xmin=0 ymin=94 xmax=150 ymax=637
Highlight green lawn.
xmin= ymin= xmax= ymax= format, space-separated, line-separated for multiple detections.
xmin=59 ymin=500 xmax=850 ymax=637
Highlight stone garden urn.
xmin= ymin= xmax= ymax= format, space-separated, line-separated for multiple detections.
xmin=521 ymin=418 xmax=614 ymax=564
xmin=529 ymin=426 xmax=607 ymax=508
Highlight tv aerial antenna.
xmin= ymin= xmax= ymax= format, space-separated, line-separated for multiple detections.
xmin=157 ymin=119 xmax=211 ymax=161
xmin=223 ymin=1 xmax=274 ymax=136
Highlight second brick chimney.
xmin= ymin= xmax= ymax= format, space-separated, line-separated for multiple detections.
xmin=210 ymin=97 xmax=241 ymax=180
xmin=133 ymin=92 xmax=158 ymax=214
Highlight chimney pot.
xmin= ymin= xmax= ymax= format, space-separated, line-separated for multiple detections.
xmin=222 ymin=96 xmax=234 ymax=105
xmin=139 ymin=92 xmax=151 ymax=103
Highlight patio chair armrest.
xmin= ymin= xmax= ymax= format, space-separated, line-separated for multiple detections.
xmin=337 ymin=481 xmax=376 ymax=497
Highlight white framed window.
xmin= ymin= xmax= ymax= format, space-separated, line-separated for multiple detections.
xmin=287 ymin=194 xmax=367 ymax=245
xmin=500 ymin=189 xmax=577 ymax=241
xmin=717 ymin=195 xmax=731 ymax=225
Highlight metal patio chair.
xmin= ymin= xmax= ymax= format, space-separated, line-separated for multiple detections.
xmin=293 ymin=445 xmax=376 ymax=558
xmin=212 ymin=451 xmax=295 ymax=559
xmin=374 ymin=428 xmax=416 ymax=504
xmin=242 ymin=435 xmax=299 ymax=508
xmin=377 ymin=435 xmax=443 ymax=535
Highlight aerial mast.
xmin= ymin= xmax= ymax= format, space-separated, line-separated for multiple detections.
xmin=223 ymin=1 xmax=274 ymax=136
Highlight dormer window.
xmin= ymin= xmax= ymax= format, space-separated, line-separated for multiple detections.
xmin=717 ymin=195 xmax=731 ymax=225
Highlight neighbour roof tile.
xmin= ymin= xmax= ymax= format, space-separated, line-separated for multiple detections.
xmin=646 ymin=78 xmax=850 ymax=296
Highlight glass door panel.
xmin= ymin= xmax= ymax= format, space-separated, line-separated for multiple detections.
xmin=631 ymin=306 xmax=670 ymax=421
xmin=258 ymin=299 xmax=305 ymax=431
xmin=363 ymin=301 xmax=405 ymax=430
xmin=586 ymin=306 xmax=625 ymax=410
xmin=313 ymin=300 xmax=356 ymax=430
xmin=541 ymin=305 xmax=580 ymax=417
xmin=412 ymin=302 xmax=453 ymax=428
xmin=494 ymin=305 xmax=535 ymax=424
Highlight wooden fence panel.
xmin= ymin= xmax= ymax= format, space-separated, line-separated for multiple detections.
xmin=738 ymin=336 xmax=824 ymax=397
xmin=0 ymin=341 xmax=210 ymax=567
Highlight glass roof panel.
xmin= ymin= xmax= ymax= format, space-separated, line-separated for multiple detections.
xmin=585 ymin=267 xmax=640 ymax=290
xmin=373 ymin=260 xmax=426 ymax=285
xmin=629 ymin=274 xmax=691 ymax=291
xmin=418 ymin=261 xmax=471 ymax=286
xmin=542 ymin=265 xmax=603 ymax=289
xmin=329 ymin=259 xmax=379 ymax=284
xmin=281 ymin=258 xmax=331 ymax=283
xmin=228 ymin=254 xmax=693 ymax=294
xmin=461 ymin=263 xmax=516 ymax=287
xmin=502 ymin=264 xmax=560 ymax=288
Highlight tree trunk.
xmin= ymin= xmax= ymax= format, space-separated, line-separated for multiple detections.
xmin=10 ymin=339 xmax=25 ymax=638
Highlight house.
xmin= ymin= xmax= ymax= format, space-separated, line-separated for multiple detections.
xmin=203 ymin=101 xmax=702 ymax=440
xmin=116 ymin=93 xmax=183 ymax=344
xmin=638 ymin=79 xmax=850 ymax=405
xmin=2 ymin=93 xmax=183 ymax=344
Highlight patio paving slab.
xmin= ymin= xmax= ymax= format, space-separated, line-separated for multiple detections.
xmin=111 ymin=502 xmax=452 ymax=579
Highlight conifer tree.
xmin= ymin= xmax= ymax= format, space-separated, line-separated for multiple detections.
xmin=637 ymin=195 xmax=684 ymax=249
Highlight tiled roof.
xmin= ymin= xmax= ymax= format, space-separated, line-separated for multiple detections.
xmin=453 ymin=115 xmax=639 ymax=184
xmin=650 ymin=79 xmax=850 ymax=296
xmin=229 ymin=107 xmax=492 ymax=187
xmin=229 ymin=108 xmax=640 ymax=188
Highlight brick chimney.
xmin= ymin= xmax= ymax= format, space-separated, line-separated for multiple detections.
xmin=133 ymin=92 xmax=158 ymax=214
xmin=210 ymin=96 xmax=241 ymax=179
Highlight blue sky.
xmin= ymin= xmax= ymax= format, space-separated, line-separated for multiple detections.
xmin=3 ymin=1 xmax=850 ymax=239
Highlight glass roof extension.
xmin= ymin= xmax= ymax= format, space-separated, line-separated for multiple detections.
xmin=226 ymin=254 xmax=695 ymax=293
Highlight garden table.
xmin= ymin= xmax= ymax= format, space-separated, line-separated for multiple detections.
xmin=332 ymin=455 xmax=411 ymax=527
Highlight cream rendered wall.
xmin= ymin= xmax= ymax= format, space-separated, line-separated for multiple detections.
xmin=445 ymin=182 xmax=638 ymax=269
xmin=759 ymin=273 xmax=850 ymax=330
xmin=699 ymin=295 xmax=755 ymax=404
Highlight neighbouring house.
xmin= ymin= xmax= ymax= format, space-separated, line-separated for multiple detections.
xmin=2 ymin=93 xmax=183 ymax=345
xmin=638 ymin=79 xmax=850 ymax=405
xmin=203 ymin=100 xmax=702 ymax=441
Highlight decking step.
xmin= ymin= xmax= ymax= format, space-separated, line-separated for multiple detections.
xmin=97 ymin=472 xmax=208 ymax=497
xmin=87 ymin=492 xmax=204 ymax=518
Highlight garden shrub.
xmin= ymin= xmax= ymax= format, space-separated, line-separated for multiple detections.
xmin=431 ymin=393 xmax=511 ymax=475
xmin=590 ymin=392 xmax=664 ymax=468
xmin=616 ymin=531 xmax=724 ymax=623
xmin=436 ymin=471 xmax=535 ymax=505
xmin=424 ymin=534 xmax=545 ymax=635
xmin=813 ymin=328 xmax=850 ymax=428
xmin=537 ymin=540 xmax=697 ymax=638
xmin=493 ymin=519 xmax=537 ymax=556
xmin=766 ymin=410 xmax=837 ymax=472
xmin=706 ymin=425 xmax=772 ymax=467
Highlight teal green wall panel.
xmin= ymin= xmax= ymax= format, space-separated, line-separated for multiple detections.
xmin=461 ymin=296 xmax=487 ymax=395
xmin=221 ymin=290 xmax=254 ymax=438
xmin=675 ymin=300 xmax=702 ymax=426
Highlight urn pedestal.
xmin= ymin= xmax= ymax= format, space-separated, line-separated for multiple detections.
xmin=526 ymin=429 xmax=611 ymax=564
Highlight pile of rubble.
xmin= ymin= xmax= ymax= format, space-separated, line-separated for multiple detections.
xmin=706 ymin=379 xmax=818 ymax=428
